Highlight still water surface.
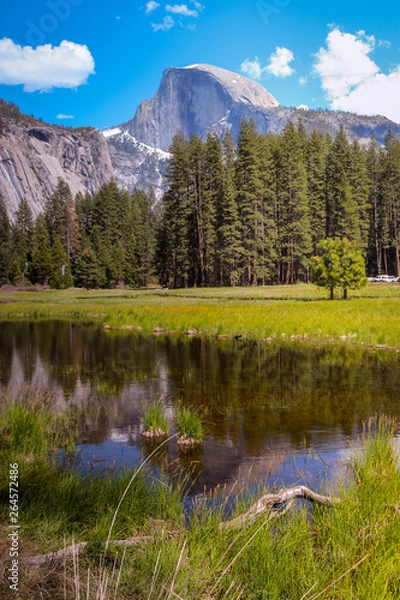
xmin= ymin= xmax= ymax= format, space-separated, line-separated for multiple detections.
xmin=1 ymin=321 xmax=400 ymax=495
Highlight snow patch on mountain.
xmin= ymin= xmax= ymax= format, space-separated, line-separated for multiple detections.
xmin=102 ymin=127 xmax=122 ymax=138
xmin=103 ymin=128 xmax=171 ymax=160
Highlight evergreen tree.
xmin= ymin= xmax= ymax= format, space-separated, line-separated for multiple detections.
xmin=158 ymin=132 xmax=191 ymax=287
xmin=44 ymin=179 xmax=80 ymax=265
xmin=131 ymin=189 xmax=157 ymax=287
xmin=201 ymin=133 xmax=220 ymax=285
xmin=366 ymin=135 xmax=385 ymax=275
xmin=216 ymin=129 xmax=242 ymax=285
xmin=296 ymin=118 xmax=308 ymax=148
xmin=92 ymin=180 xmax=122 ymax=246
xmin=63 ymin=196 xmax=80 ymax=263
xmin=258 ymin=133 xmax=277 ymax=284
xmin=96 ymin=238 xmax=124 ymax=288
xmin=123 ymin=210 xmax=138 ymax=287
xmin=75 ymin=191 xmax=94 ymax=239
xmin=381 ymin=131 xmax=400 ymax=276
xmin=349 ymin=140 xmax=370 ymax=251
xmin=276 ymin=122 xmax=312 ymax=283
xmin=74 ymin=242 xmax=106 ymax=289
xmin=187 ymin=133 xmax=207 ymax=286
xmin=325 ymin=126 xmax=360 ymax=243
xmin=0 ymin=194 xmax=11 ymax=284
xmin=44 ymin=179 xmax=70 ymax=243
xmin=235 ymin=119 xmax=267 ymax=285
xmin=11 ymin=197 xmax=33 ymax=284
xmin=30 ymin=214 xmax=52 ymax=284
xmin=50 ymin=235 xmax=73 ymax=289
xmin=305 ymin=130 xmax=328 ymax=254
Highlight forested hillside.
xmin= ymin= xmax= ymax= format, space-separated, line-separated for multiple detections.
xmin=0 ymin=119 xmax=399 ymax=289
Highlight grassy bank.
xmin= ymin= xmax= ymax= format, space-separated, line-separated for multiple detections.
xmin=0 ymin=283 xmax=400 ymax=349
xmin=1 ymin=390 xmax=400 ymax=599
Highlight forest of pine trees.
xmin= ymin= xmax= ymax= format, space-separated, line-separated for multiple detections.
xmin=0 ymin=180 xmax=157 ymax=289
xmin=1 ymin=119 xmax=400 ymax=289
xmin=157 ymin=120 xmax=400 ymax=286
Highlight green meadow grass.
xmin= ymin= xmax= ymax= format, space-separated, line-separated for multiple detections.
xmin=0 ymin=387 xmax=75 ymax=457
xmin=0 ymin=283 xmax=400 ymax=348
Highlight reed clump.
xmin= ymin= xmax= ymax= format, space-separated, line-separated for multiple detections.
xmin=176 ymin=405 xmax=205 ymax=448
xmin=141 ymin=398 xmax=169 ymax=440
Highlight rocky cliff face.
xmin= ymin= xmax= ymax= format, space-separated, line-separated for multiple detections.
xmin=128 ymin=64 xmax=280 ymax=151
xmin=126 ymin=64 xmax=400 ymax=150
xmin=0 ymin=115 xmax=113 ymax=219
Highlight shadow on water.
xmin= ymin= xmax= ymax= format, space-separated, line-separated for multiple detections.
xmin=1 ymin=320 xmax=400 ymax=495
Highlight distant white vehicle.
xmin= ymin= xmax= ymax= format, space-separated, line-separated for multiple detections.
xmin=368 ymin=274 xmax=400 ymax=283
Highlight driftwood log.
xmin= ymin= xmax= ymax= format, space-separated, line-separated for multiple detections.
xmin=24 ymin=537 xmax=152 ymax=566
xmin=221 ymin=485 xmax=340 ymax=530
xmin=24 ymin=486 xmax=338 ymax=565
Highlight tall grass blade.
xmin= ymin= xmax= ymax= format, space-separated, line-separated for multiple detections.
xmin=308 ymin=555 xmax=369 ymax=600
xmin=166 ymin=539 xmax=186 ymax=600
xmin=105 ymin=434 xmax=177 ymax=550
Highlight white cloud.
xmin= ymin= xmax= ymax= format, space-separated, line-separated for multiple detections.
xmin=314 ymin=28 xmax=400 ymax=123
xmin=146 ymin=1 xmax=160 ymax=14
xmin=57 ymin=114 xmax=74 ymax=119
xmin=298 ymin=76 xmax=308 ymax=86
xmin=314 ymin=29 xmax=379 ymax=99
xmin=240 ymin=57 xmax=263 ymax=80
xmin=151 ymin=16 xmax=175 ymax=32
xmin=265 ymin=47 xmax=294 ymax=77
xmin=166 ymin=4 xmax=198 ymax=17
xmin=148 ymin=2 xmax=203 ymax=32
xmin=330 ymin=69 xmax=400 ymax=122
xmin=241 ymin=47 xmax=295 ymax=80
xmin=0 ymin=38 xmax=95 ymax=92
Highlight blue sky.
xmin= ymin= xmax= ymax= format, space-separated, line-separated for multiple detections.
xmin=1 ymin=0 xmax=400 ymax=130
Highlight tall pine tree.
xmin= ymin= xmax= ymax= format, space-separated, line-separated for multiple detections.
xmin=0 ymin=194 xmax=11 ymax=284
xmin=381 ymin=131 xmax=400 ymax=276
xmin=235 ymin=119 xmax=266 ymax=285
xmin=11 ymin=197 xmax=33 ymax=284
xmin=276 ymin=122 xmax=312 ymax=283
xmin=305 ymin=130 xmax=328 ymax=255
xmin=216 ymin=129 xmax=242 ymax=285
xmin=325 ymin=126 xmax=361 ymax=243
xmin=158 ymin=132 xmax=192 ymax=287
xmin=30 ymin=214 xmax=52 ymax=284
xmin=366 ymin=134 xmax=385 ymax=275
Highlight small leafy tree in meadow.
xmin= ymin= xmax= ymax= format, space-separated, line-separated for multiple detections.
xmin=312 ymin=237 xmax=368 ymax=299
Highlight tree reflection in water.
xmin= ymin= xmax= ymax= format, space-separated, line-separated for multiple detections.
xmin=1 ymin=320 xmax=399 ymax=494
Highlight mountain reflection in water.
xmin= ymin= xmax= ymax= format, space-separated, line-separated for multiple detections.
xmin=1 ymin=320 xmax=399 ymax=494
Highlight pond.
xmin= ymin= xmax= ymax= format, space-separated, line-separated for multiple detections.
xmin=1 ymin=321 xmax=400 ymax=495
